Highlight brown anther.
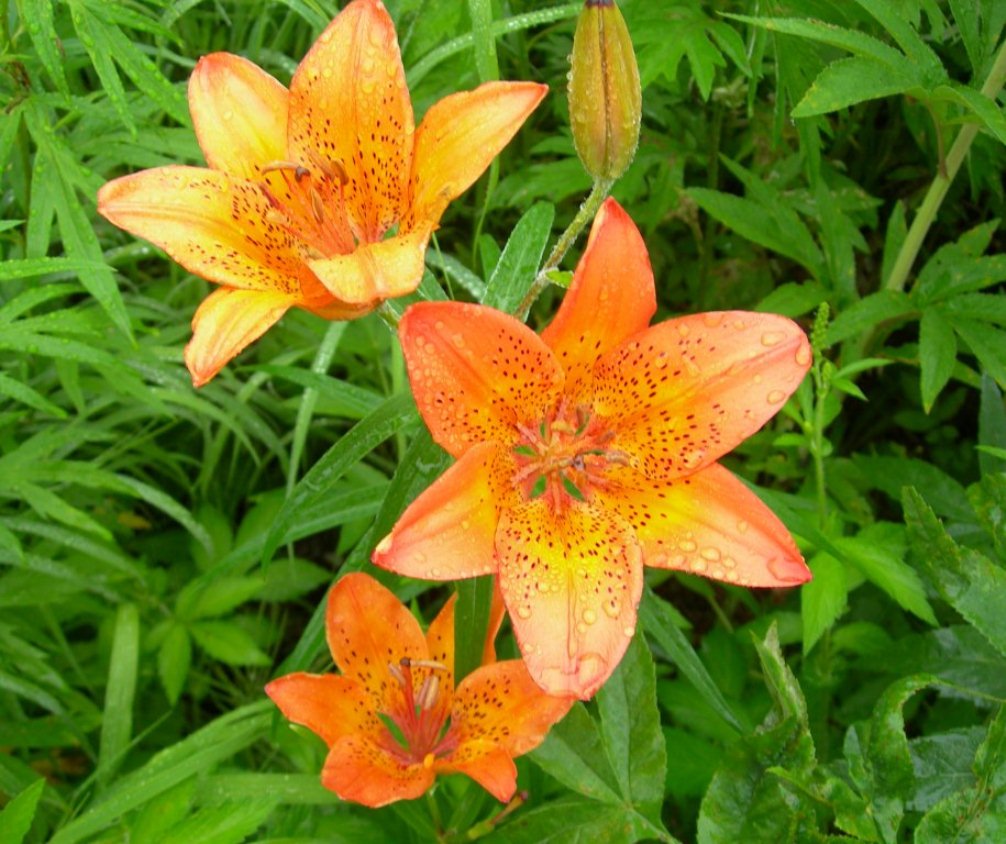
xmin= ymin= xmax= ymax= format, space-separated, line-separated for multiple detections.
xmin=294 ymin=165 xmax=310 ymax=181
xmin=318 ymin=158 xmax=349 ymax=186
xmin=399 ymin=656 xmax=412 ymax=668
xmin=571 ymin=453 xmax=587 ymax=471
xmin=416 ymin=674 xmax=441 ymax=711
xmin=260 ymin=160 xmax=303 ymax=175
xmin=309 ymin=186 xmax=325 ymax=223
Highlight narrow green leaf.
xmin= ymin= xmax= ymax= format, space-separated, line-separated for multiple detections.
xmin=482 ymin=202 xmax=555 ymax=315
xmin=454 ymin=576 xmax=494 ymax=683
xmin=20 ymin=0 xmax=69 ymax=94
xmin=262 ymin=391 xmax=417 ymax=562
xmin=0 ymin=373 xmax=66 ymax=417
xmin=949 ymin=318 xmax=1006 ymax=386
xmin=157 ymin=624 xmax=192 ymax=705
xmin=467 ymin=0 xmax=500 ymax=82
xmin=919 ymin=307 xmax=958 ymax=411
xmin=0 ymin=777 xmax=46 ymax=844
xmin=176 ymin=576 xmax=267 ymax=621
xmin=825 ymin=291 xmax=914 ymax=346
xmin=978 ymin=375 xmax=1006 ymax=476
xmin=640 ymin=588 xmax=744 ymax=733
xmin=155 ymin=800 xmax=278 ymax=844
xmin=98 ymin=603 xmax=139 ymax=786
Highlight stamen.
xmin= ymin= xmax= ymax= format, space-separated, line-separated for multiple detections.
xmin=261 ymin=160 xmax=304 ymax=175
xmin=318 ymin=158 xmax=349 ymax=185
xmin=387 ymin=661 xmax=406 ymax=686
xmin=309 ymin=186 xmax=325 ymax=223
xmin=416 ymin=674 xmax=440 ymax=711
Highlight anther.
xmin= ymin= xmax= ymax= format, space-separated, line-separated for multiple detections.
xmin=260 ymin=160 xmax=303 ymax=175
xmin=318 ymin=158 xmax=349 ymax=185
xmin=416 ymin=674 xmax=440 ymax=711
xmin=309 ymin=186 xmax=325 ymax=223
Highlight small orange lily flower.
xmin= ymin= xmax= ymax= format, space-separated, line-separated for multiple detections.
xmin=97 ymin=0 xmax=547 ymax=386
xmin=265 ymin=573 xmax=572 ymax=808
xmin=373 ymin=198 xmax=812 ymax=700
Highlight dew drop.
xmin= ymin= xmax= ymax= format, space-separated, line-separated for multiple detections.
xmin=767 ymin=389 xmax=786 ymax=404
xmin=602 ymin=601 xmax=620 ymax=619
xmin=623 ymin=626 xmax=635 ymax=637
xmin=700 ymin=547 xmax=721 ymax=561
xmin=677 ymin=323 xmax=691 ymax=337
xmin=222 ymin=110 xmax=234 ymax=121
xmin=516 ymin=606 xmax=532 ymax=620
xmin=690 ymin=559 xmax=707 ymax=573
xmin=761 ymin=331 xmax=784 ymax=347
xmin=737 ymin=520 xmax=749 ymax=534
xmin=679 ymin=539 xmax=698 ymax=553
xmin=702 ymin=313 xmax=724 ymax=327
xmin=582 ymin=608 xmax=597 ymax=625
xmin=795 ymin=344 xmax=812 ymax=366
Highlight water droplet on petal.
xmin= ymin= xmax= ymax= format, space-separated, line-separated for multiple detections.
xmin=582 ymin=608 xmax=597 ymax=625
xmin=737 ymin=520 xmax=749 ymax=534
xmin=702 ymin=313 xmax=724 ymax=327
xmin=690 ymin=559 xmax=707 ymax=573
xmin=767 ymin=389 xmax=786 ymax=404
xmin=700 ymin=547 xmax=721 ymax=561
xmin=623 ymin=626 xmax=635 ymax=637
xmin=517 ymin=605 xmax=532 ymax=620
xmin=761 ymin=331 xmax=784 ymax=347
xmin=795 ymin=344 xmax=812 ymax=366
xmin=679 ymin=539 xmax=697 ymax=553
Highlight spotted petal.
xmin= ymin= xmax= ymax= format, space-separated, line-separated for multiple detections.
xmin=288 ymin=0 xmax=413 ymax=243
xmin=185 ymin=287 xmax=294 ymax=387
xmin=326 ymin=573 xmax=428 ymax=709
xmin=323 ymin=734 xmax=433 ymax=808
xmin=541 ymin=198 xmax=656 ymax=400
xmin=97 ymin=166 xmax=315 ymax=295
xmin=593 ymin=311 xmax=812 ymax=481
xmin=373 ymin=441 xmax=514 ymax=581
xmin=496 ymin=501 xmax=643 ymax=699
xmin=399 ymin=302 xmax=563 ymax=457
xmin=596 ymin=463 xmax=810 ymax=586
xmin=188 ymin=52 xmax=288 ymax=180
xmin=265 ymin=672 xmax=380 ymax=747
xmin=406 ymin=81 xmax=548 ymax=229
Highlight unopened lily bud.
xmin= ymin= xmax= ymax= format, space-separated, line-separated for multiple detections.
xmin=568 ymin=0 xmax=641 ymax=181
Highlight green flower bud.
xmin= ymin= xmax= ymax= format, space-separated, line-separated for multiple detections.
xmin=568 ymin=0 xmax=641 ymax=181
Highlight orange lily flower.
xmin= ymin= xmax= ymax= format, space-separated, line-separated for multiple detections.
xmin=373 ymin=198 xmax=812 ymax=699
xmin=265 ymin=573 xmax=572 ymax=808
xmin=97 ymin=0 xmax=547 ymax=386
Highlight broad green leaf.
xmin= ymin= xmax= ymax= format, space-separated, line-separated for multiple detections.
xmin=176 ymin=576 xmax=267 ymax=622
xmin=904 ymin=488 xmax=1006 ymax=658
xmin=688 ymin=187 xmax=823 ymax=279
xmin=158 ymin=623 xmax=192 ymax=705
xmin=530 ymin=703 xmax=621 ymax=803
xmin=825 ymin=291 xmax=914 ymax=346
xmin=919 ymin=307 xmax=958 ymax=411
xmin=641 ymin=588 xmax=744 ymax=733
xmin=189 ymin=621 xmax=270 ymax=667
xmin=801 ymin=552 xmax=848 ymax=655
xmin=755 ymin=281 xmax=828 ymax=317
xmin=849 ymin=0 xmax=944 ymax=74
xmin=98 ymin=603 xmax=139 ymax=786
xmin=933 ymin=83 xmax=1006 ymax=146
xmin=489 ymin=795 xmax=674 ymax=844
xmin=482 ymin=202 xmax=554 ymax=316
xmin=947 ymin=0 xmax=983 ymax=76
xmin=596 ymin=634 xmax=668 ymax=825
xmin=0 ymin=777 xmax=46 ymax=844
xmin=835 ymin=529 xmax=937 ymax=625
xmin=910 ymin=727 xmax=985 ymax=811
xmin=262 ymin=391 xmax=417 ymax=562
xmin=793 ymin=56 xmax=920 ymax=117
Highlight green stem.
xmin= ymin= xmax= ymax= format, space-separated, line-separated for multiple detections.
xmin=810 ymin=369 xmax=829 ymax=530
xmin=516 ymin=178 xmax=613 ymax=318
xmin=884 ymin=38 xmax=1006 ymax=293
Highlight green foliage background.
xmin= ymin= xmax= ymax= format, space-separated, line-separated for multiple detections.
xmin=1 ymin=0 xmax=1005 ymax=841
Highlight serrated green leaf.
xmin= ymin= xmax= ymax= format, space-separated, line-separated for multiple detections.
xmin=0 ymin=777 xmax=46 ymax=844
xmin=482 ymin=202 xmax=554 ymax=316
xmin=825 ymin=291 xmax=914 ymax=346
xmin=530 ymin=703 xmax=621 ymax=803
xmin=793 ymin=56 xmax=921 ymax=117
xmin=802 ymin=552 xmax=848 ymax=655
xmin=849 ymin=0 xmax=944 ymax=74
xmin=910 ymin=727 xmax=985 ymax=812
xmin=489 ymin=795 xmax=673 ymax=844
xmin=919 ymin=307 xmax=958 ymax=411
xmin=755 ymin=281 xmax=828 ymax=317
xmin=596 ymin=634 xmax=668 ymax=824
xmin=951 ymin=317 xmax=1006 ymax=386
xmin=20 ymin=0 xmax=69 ymax=95
xmin=904 ymin=488 xmax=1006 ymax=658
xmin=176 ymin=576 xmax=266 ymax=621
xmin=979 ymin=375 xmax=1006 ymax=475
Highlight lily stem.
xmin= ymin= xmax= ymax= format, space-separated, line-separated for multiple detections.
xmin=884 ymin=37 xmax=1006 ymax=293
xmin=516 ymin=177 xmax=613 ymax=319
xmin=810 ymin=362 xmax=830 ymax=531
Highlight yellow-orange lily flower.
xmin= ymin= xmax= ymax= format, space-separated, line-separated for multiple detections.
xmin=97 ymin=0 xmax=546 ymax=386
xmin=265 ymin=573 xmax=572 ymax=808
xmin=373 ymin=198 xmax=812 ymax=699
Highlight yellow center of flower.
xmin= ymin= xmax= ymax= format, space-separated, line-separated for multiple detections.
xmin=511 ymin=397 xmax=628 ymax=510
xmin=381 ymin=657 xmax=456 ymax=766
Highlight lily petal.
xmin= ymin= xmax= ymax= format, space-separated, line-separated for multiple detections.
xmin=326 ymin=573 xmax=428 ymax=708
xmin=424 ymin=593 xmax=456 ymax=720
xmin=97 ymin=166 xmax=314 ymax=294
xmin=597 ymin=463 xmax=810 ymax=586
xmin=265 ymin=672 xmax=380 ymax=747
xmin=288 ymin=0 xmax=413 ymax=243
xmin=593 ymin=311 xmax=812 ymax=481
xmin=323 ymin=734 xmax=433 ymax=808
xmin=185 ymin=287 xmax=294 ymax=387
xmin=441 ymin=743 xmax=517 ymax=803
xmin=188 ymin=53 xmax=288 ymax=180
xmin=541 ymin=198 xmax=656 ymax=399
xmin=309 ymin=226 xmax=430 ymax=305
xmin=406 ymin=81 xmax=548 ymax=229
xmin=373 ymin=441 xmax=513 ymax=580
xmin=496 ymin=501 xmax=643 ymax=699
xmin=451 ymin=661 xmax=574 ymax=758
xmin=399 ymin=302 xmax=564 ymax=457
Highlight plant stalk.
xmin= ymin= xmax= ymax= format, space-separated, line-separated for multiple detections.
xmin=884 ymin=38 xmax=1006 ymax=293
